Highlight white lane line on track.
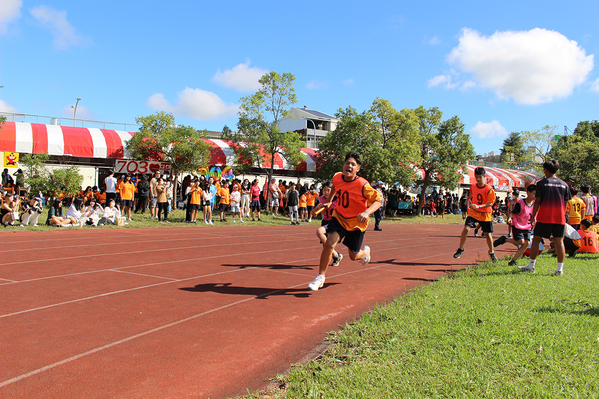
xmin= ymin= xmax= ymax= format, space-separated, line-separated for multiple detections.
xmin=107 ymin=269 xmax=180 ymax=281
xmin=0 ymin=249 xmax=464 ymax=388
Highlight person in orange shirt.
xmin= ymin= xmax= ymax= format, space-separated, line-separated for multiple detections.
xmin=306 ymin=185 xmax=318 ymax=223
xmin=565 ymin=187 xmax=586 ymax=230
xmin=308 ymin=152 xmax=382 ymax=291
xmin=217 ymin=180 xmax=230 ymax=222
xmin=576 ymin=219 xmax=598 ymax=254
xmin=120 ymin=174 xmax=136 ymax=221
xmin=454 ymin=167 xmax=498 ymax=262
xmin=299 ymin=191 xmax=308 ymax=222
xmin=188 ymin=178 xmax=203 ymax=224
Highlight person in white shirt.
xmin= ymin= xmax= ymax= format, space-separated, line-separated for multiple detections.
xmin=66 ymin=197 xmax=84 ymax=226
xmin=202 ymin=181 xmax=213 ymax=225
xmin=99 ymin=199 xmax=119 ymax=225
xmin=104 ymin=171 xmax=117 ymax=204
xmin=230 ymin=183 xmax=244 ymax=223
xmin=81 ymin=198 xmax=100 ymax=226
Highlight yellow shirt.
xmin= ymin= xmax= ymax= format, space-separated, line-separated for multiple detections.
xmin=218 ymin=187 xmax=230 ymax=205
xmin=120 ymin=182 xmax=135 ymax=201
xmin=566 ymin=196 xmax=586 ymax=225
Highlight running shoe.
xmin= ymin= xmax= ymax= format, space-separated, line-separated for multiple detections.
xmin=473 ymin=231 xmax=478 ymax=237
xmin=331 ymin=253 xmax=343 ymax=267
xmin=361 ymin=246 xmax=371 ymax=265
xmin=308 ymin=275 xmax=325 ymax=291
xmin=552 ymin=270 xmax=563 ymax=276
xmin=493 ymin=236 xmax=507 ymax=247
xmin=453 ymin=248 xmax=464 ymax=258
xmin=508 ymin=259 xmax=518 ymax=266
xmin=489 ymin=252 xmax=498 ymax=262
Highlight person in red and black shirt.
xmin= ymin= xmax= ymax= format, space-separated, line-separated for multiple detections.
xmin=520 ymin=160 xmax=571 ymax=275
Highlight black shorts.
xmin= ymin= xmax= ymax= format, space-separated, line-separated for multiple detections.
xmin=465 ymin=216 xmax=493 ymax=233
xmin=533 ymin=222 xmax=565 ymax=239
xmin=106 ymin=192 xmax=116 ymax=202
xmin=321 ymin=219 xmax=330 ymax=227
xmin=190 ymin=204 xmax=201 ymax=211
xmin=327 ymin=217 xmax=365 ymax=254
xmin=203 ymin=200 xmax=211 ymax=207
xmin=307 ymin=206 xmax=314 ymax=213
xmin=512 ymin=227 xmax=531 ymax=242
xmin=299 ymin=207 xmax=307 ymax=213
xmin=121 ymin=199 xmax=133 ymax=208
xmin=251 ymin=200 xmax=261 ymax=211
xmin=219 ymin=203 xmax=229 ymax=212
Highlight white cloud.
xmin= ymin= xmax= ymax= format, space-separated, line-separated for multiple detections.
xmin=425 ymin=35 xmax=441 ymax=45
xmin=0 ymin=99 xmax=19 ymax=113
xmin=342 ymin=78 xmax=354 ymax=86
xmin=30 ymin=5 xmax=92 ymax=50
xmin=0 ymin=0 xmax=22 ymax=35
xmin=212 ymin=61 xmax=268 ymax=92
xmin=427 ymin=74 xmax=460 ymax=89
xmin=591 ymin=77 xmax=599 ymax=93
xmin=443 ymin=28 xmax=594 ymax=105
xmin=306 ymin=80 xmax=328 ymax=90
xmin=147 ymin=88 xmax=239 ymax=120
xmin=470 ymin=120 xmax=508 ymax=138
xmin=62 ymin=104 xmax=94 ymax=120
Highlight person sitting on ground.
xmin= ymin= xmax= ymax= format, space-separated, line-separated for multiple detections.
xmin=2 ymin=193 xmax=20 ymax=226
xmin=66 ymin=197 xmax=84 ymax=226
xmin=21 ymin=195 xmax=43 ymax=226
xmin=99 ymin=199 xmax=119 ymax=225
xmin=546 ymin=223 xmax=581 ymax=258
xmin=81 ymin=198 xmax=100 ymax=226
xmin=575 ymin=219 xmax=598 ymax=254
xmin=493 ymin=184 xmax=536 ymax=266
xmin=46 ymin=198 xmax=76 ymax=226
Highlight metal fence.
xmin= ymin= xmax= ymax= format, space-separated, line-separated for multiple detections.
xmin=0 ymin=112 xmax=140 ymax=132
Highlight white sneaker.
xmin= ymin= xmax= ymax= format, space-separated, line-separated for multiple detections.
xmin=308 ymin=275 xmax=325 ymax=291
xmin=361 ymin=246 xmax=371 ymax=265
xmin=205 ymin=220 xmax=209 ymax=224
xmin=240 ymin=218 xmax=245 ymax=223
xmin=552 ymin=270 xmax=563 ymax=276
xmin=209 ymin=220 xmax=214 ymax=225
xmin=233 ymin=219 xmax=236 ymax=223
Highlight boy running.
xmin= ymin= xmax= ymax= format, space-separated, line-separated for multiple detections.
xmin=308 ymin=152 xmax=382 ymax=291
xmin=493 ymin=184 xmax=536 ymax=266
xmin=519 ymin=160 xmax=571 ymax=275
xmin=454 ymin=167 xmax=497 ymax=261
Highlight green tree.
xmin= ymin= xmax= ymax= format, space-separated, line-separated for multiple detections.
xmin=553 ymin=120 xmax=599 ymax=188
xmin=222 ymin=72 xmax=305 ymax=182
xmin=127 ymin=112 xmax=212 ymax=206
xmin=522 ymin=125 xmax=558 ymax=165
xmin=20 ymin=153 xmax=83 ymax=198
xmin=315 ymin=99 xmax=419 ymax=186
xmin=412 ymin=106 xmax=475 ymax=215
xmin=500 ymin=131 xmax=525 ymax=165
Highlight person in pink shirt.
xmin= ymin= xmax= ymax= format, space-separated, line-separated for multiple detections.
xmin=493 ymin=184 xmax=536 ymax=266
xmin=250 ymin=180 xmax=263 ymax=222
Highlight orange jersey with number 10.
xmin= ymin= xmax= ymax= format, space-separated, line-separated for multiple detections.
xmin=332 ymin=172 xmax=382 ymax=232
xmin=467 ymin=183 xmax=496 ymax=222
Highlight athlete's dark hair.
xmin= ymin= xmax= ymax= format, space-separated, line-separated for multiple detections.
xmin=581 ymin=219 xmax=592 ymax=229
xmin=474 ymin=167 xmax=486 ymax=176
xmin=321 ymin=181 xmax=332 ymax=188
xmin=592 ymin=215 xmax=599 ymax=224
xmin=527 ymin=184 xmax=537 ymax=193
xmin=580 ymin=185 xmax=590 ymax=194
xmin=570 ymin=186 xmax=578 ymax=196
xmin=345 ymin=152 xmax=362 ymax=166
xmin=543 ymin=159 xmax=559 ymax=174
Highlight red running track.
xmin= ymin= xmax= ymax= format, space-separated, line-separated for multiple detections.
xmin=0 ymin=223 xmax=507 ymax=398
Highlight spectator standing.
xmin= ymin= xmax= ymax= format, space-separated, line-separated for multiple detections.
xmin=149 ymin=171 xmax=161 ymax=219
xmin=268 ymin=178 xmax=282 ymax=216
xmin=286 ymin=182 xmax=300 ymax=225
xmin=104 ymin=171 xmax=117 ymax=205
xmin=241 ymin=180 xmax=251 ymax=218
xmin=374 ymin=181 xmax=384 ymax=230
xmin=230 ymin=183 xmax=243 ymax=223
xmin=188 ymin=178 xmax=203 ymax=223
xmin=136 ymin=175 xmax=150 ymax=214
xmin=155 ymin=178 xmax=169 ymax=223
xmin=120 ymin=175 xmax=136 ymax=221
xmin=250 ymin=179 xmax=262 ymax=222
xmin=580 ymin=185 xmax=595 ymax=221
xmin=218 ymin=181 xmax=230 ymax=222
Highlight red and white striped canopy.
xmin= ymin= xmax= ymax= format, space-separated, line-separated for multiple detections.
xmin=0 ymin=122 xmax=318 ymax=171
xmin=461 ymin=165 xmax=537 ymax=190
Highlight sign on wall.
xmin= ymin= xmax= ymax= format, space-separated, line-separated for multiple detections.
xmin=3 ymin=152 xmax=19 ymax=168
xmin=114 ymin=160 xmax=171 ymax=175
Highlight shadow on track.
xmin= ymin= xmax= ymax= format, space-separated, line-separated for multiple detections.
xmin=179 ymin=282 xmax=339 ymax=299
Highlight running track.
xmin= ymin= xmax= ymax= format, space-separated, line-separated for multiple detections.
xmin=0 ymin=223 xmax=506 ymax=398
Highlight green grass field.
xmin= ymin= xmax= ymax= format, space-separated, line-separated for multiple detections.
xmin=251 ymin=253 xmax=599 ymax=399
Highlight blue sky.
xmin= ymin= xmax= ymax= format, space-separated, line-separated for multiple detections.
xmin=1 ymin=0 xmax=598 ymax=155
